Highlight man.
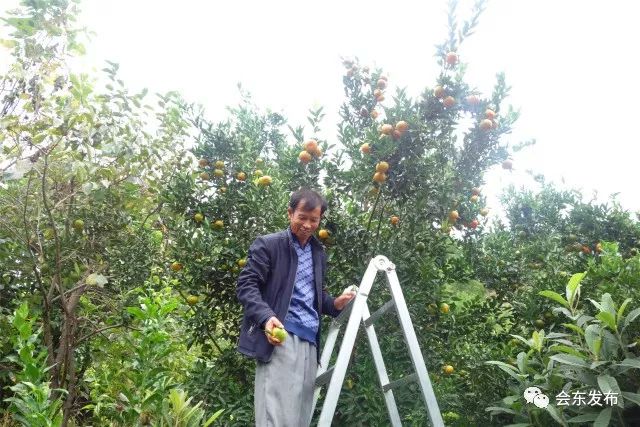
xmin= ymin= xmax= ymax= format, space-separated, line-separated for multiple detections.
xmin=236 ymin=188 xmax=355 ymax=426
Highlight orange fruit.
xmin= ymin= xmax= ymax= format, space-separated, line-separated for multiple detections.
xmin=215 ymin=160 xmax=224 ymax=169
xmin=390 ymin=215 xmax=400 ymax=225
xmin=299 ymin=150 xmax=312 ymax=164
xmin=470 ymin=195 xmax=479 ymax=203
xmin=170 ymin=262 xmax=183 ymax=272
xmin=380 ymin=124 xmax=393 ymax=135
xmin=200 ymin=172 xmax=210 ymax=180
xmin=395 ymin=121 xmax=409 ymax=133
xmin=214 ymin=169 xmax=224 ymax=178
xmin=373 ymin=172 xmax=386 ymax=183
xmin=258 ymin=175 xmax=272 ymax=186
xmin=471 ymin=187 xmax=481 ymax=196
xmin=238 ymin=258 xmax=247 ymax=267
xmin=318 ymin=229 xmax=329 ymax=240
xmin=466 ymin=95 xmax=480 ymax=105
xmin=485 ymin=109 xmax=496 ymax=120
xmin=448 ymin=210 xmax=459 ymax=222
xmin=360 ymin=143 xmax=371 ymax=154
xmin=304 ymin=139 xmax=318 ymax=153
xmin=236 ymin=172 xmax=246 ymax=181
xmin=434 ymin=86 xmax=445 ymax=98
xmin=375 ymin=161 xmax=390 ymax=173
xmin=370 ymin=110 xmax=379 ymax=119
xmin=212 ymin=220 xmax=224 ymax=229
xmin=194 ymin=213 xmax=204 ymax=222
xmin=480 ymin=119 xmax=493 ymax=131
xmin=445 ymin=52 xmax=458 ymax=65
xmin=376 ymin=79 xmax=387 ymax=89
xmin=187 ymin=295 xmax=199 ymax=305
xmin=373 ymin=89 xmax=383 ymax=98
xmin=440 ymin=303 xmax=450 ymax=314
xmin=198 ymin=158 xmax=209 ymax=168
xmin=443 ymin=364 xmax=454 ymax=375
xmin=443 ymin=96 xmax=456 ymax=108
xmin=254 ymin=169 xmax=263 ymax=177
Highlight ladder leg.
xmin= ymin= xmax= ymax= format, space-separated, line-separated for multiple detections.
xmin=362 ymin=305 xmax=402 ymax=427
xmin=311 ymin=322 xmax=341 ymax=415
xmin=317 ymin=259 xmax=379 ymax=426
xmin=386 ymin=267 xmax=445 ymax=427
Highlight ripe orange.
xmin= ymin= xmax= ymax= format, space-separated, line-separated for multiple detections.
xmin=376 ymin=79 xmax=387 ymax=89
xmin=200 ymin=172 xmax=210 ymax=181
xmin=254 ymin=169 xmax=263 ymax=177
xmin=170 ymin=262 xmax=183 ymax=272
xmin=595 ymin=242 xmax=603 ymax=253
xmin=434 ymin=86 xmax=445 ymax=98
xmin=440 ymin=303 xmax=450 ymax=314
xmin=376 ymin=94 xmax=385 ymax=103
xmin=236 ymin=172 xmax=246 ymax=181
xmin=470 ymin=219 xmax=479 ymax=229
xmin=443 ymin=96 xmax=456 ymax=108
xmin=305 ymin=139 xmax=318 ymax=153
xmin=480 ymin=119 xmax=493 ymax=131
xmin=238 ymin=258 xmax=247 ymax=267
xmin=360 ymin=143 xmax=371 ymax=154
xmin=445 ymin=52 xmax=458 ymax=65
xmin=380 ymin=124 xmax=393 ymax=135
xmin=373 ymin=172 xmax=386 ymax=183
xmin=485 ymin=109 xmax=496 ymax=120
xmin=376 ymin=161 xmax=390 ymax=173
xmin=392 ymin=130 xmax=402 ymax=140
xmin=311 ymin=147 xmax=322 ymax=158
xmin=443 ymin=364 xmax=454 ymax=375
xmin=258 ymin=175 xmax=273 ymax=186
xmin=466 ymin=95 xmax=480 ymax=105
xmin=470 ymin=195 xmax=479 ymax=203
xmin=318 ymin=229 xmax=329 ymax=240
xmin=390 ymin=215 xmax=400 ymax=225
xmin=370 ymin=110 xmax=379 ymax=119
xmin=299 ymin=150 xmax=312 ymax=164
xmin=448 ymin=210 xmax=459 ymax=223
xmin=198 ymin=158 xmax=209 ymax=168
xmin=373 ymin=89 xmax=383 ymax=98
xmin=395 ymin=121 xmax=409 ymax=133
xmin=471 ymin=187 xmax=481 ymax=196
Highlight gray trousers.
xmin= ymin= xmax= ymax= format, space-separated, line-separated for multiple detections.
xmin=255 ymin=333 xmax=318 ymax=427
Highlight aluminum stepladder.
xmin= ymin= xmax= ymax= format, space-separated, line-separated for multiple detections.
xmin=311 ymin=255 xmax=444 ymax=427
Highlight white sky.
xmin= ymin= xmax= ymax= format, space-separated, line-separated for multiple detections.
xmin=2 ymin=0 xmax=640 ymax=214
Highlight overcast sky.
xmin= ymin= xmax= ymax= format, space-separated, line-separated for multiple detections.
xmin=2 ymin=0 xmax=639 ymax=214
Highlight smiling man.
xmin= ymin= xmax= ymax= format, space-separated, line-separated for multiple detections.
xmin=236 ymin=188 xmax=355 ymax=426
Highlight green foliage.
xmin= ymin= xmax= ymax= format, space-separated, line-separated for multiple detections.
xmin=3 ymin=303 xmax=66 ymax=426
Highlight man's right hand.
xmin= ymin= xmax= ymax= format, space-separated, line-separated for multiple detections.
xmin=264 ymin=316 xmax=285 ymax=346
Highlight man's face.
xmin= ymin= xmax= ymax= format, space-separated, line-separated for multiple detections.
xmin=287 ymin=200 xmax=322 ymax=244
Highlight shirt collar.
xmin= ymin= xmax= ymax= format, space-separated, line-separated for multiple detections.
xmin=288 ymin=226 xmax=311 ymax=249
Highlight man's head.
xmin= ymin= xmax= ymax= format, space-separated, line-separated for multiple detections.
xmin=287 ymin=188 xmax=327 ymax=245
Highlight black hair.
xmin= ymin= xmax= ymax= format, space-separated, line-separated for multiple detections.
xmin=289 ymin=188 xmax=328 ymax=215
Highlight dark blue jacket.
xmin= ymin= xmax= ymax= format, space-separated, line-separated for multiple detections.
xmin=236 ymin=229 xmax=341 ymax=363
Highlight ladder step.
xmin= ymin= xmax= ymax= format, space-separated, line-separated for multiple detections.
xmin=382 ymin=372 xmax=418 ymax=393
xmin=363 ymin=299 xmax=395 ymax=328
xmin=315 ymin=366 xmax=335 ymax=387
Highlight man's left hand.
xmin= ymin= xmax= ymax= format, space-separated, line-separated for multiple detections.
xmin=334 ymin=291 xmax=356 ymax=311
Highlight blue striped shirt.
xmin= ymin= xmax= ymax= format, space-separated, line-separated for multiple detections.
xmin=283 ymin=228 xmax=319 ymax=345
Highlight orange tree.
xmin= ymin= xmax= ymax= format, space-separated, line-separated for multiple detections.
xmin=161 ymin=1 xmax=527 ymax=424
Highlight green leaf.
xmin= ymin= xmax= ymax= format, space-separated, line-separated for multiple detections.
xmin=539 ymin=290 xmax=570 ymax=308
xmin=623 ymin=307 xmax=640 ymax=330
xmin=622 ymin=392 xmax=640 ymax=407
xmin=593 ymin=407 xmax=612 ymax=427
xmin=567 ymin=413 xmax=598 ymax=423
xmin=596 ymin=312 xmax=617 ymax=332
xmin=585 ymin=324 xmax=602 ymax=359
xmin=617 ymin=358 xmax=640 ymax=370
xmin=562 ymin=323 xmax=584 ymax=336
xmin=550 ymin=354 xmax=588 ymax=368
xmin=597 ymin=375 xmax=623 ymax=408
xmin=617 ymin=298 xmax=632 ymax=323
xmin=203 ymin=409 xmax=225 ymax=426
xmin=485 ymin=406 xmax=517 ymax=415
xmin=485 ymin=361 xmax=523 ymax=382
xmin=566 ymin=272 xmax=585 ymax=306
xmin=545 ymin=404 xmax=567 ymax=427
xmin=601 ymin=293 xmax=616 ymax=316
xmin=549 ymin=345 xmax=584 ymax=358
